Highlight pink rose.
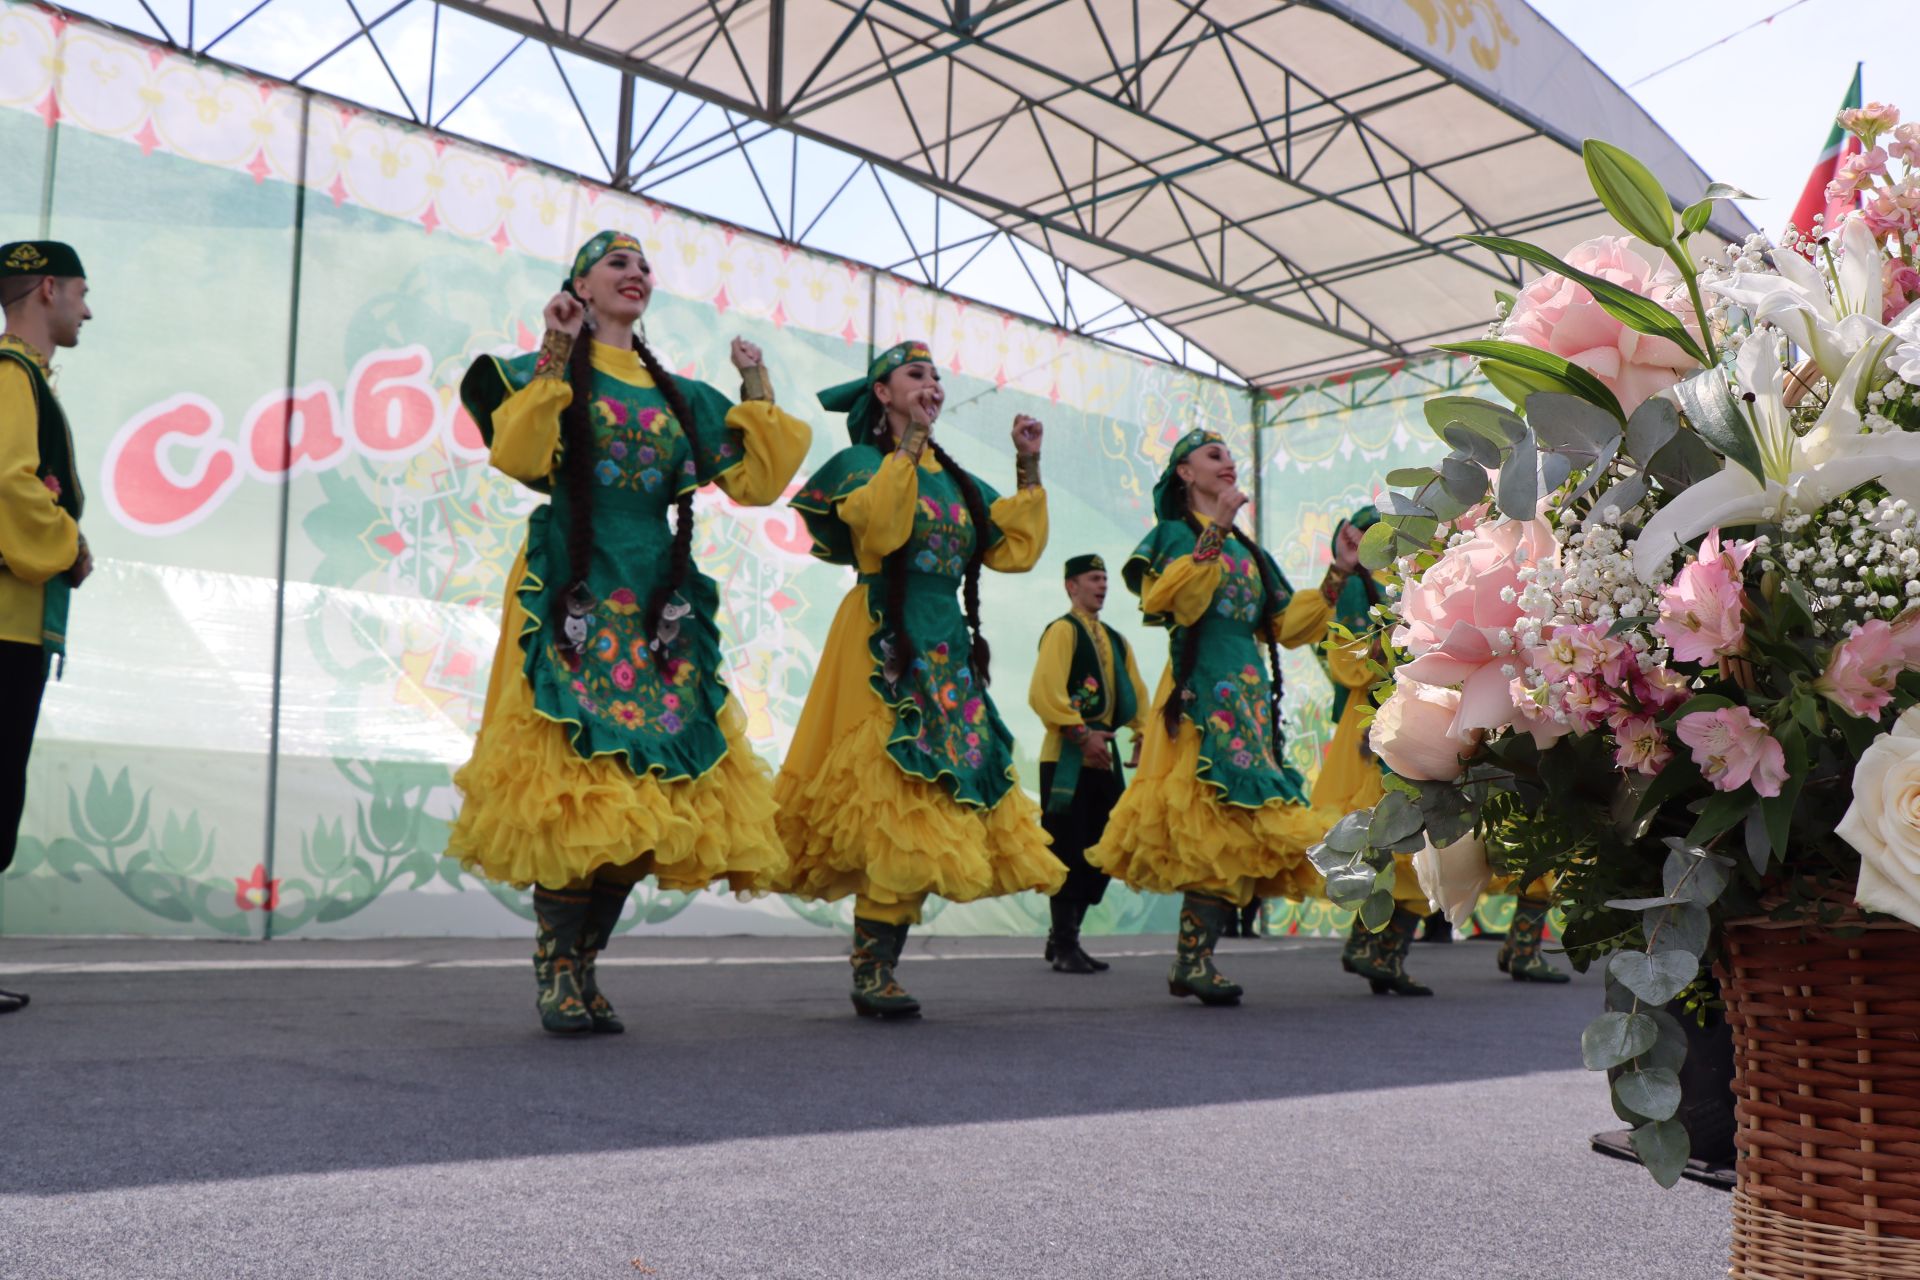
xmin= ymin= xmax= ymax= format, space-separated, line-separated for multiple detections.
xmin=1885 ymin=262 xmax=1920 ymax=324
xmin=1370 ymin=678 xmax=1482 ymax=782
xmin=1394 ymin=517 xmax=1558 ymax=735
xmin=1675 ymin=706 xmax=1788 ymax=797
xmin=1817 ymin=619 xmax=1906 ymax=720
xmin=1501 ymin=236 xmax=1700 ymax=415
xmin=1613 ymin=714 xmax=1673 ymax=777
xmin=1653 ymin=529 xmax=1751 ymax=665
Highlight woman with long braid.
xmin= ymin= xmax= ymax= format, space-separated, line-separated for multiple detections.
xmin=775 ymin=342 xmax=1064 ymax=1019
xmin=446 ymin=231 xmax=811 ymax=1035
xmin=1088 ymin=429 xmax=1341 ymax=1004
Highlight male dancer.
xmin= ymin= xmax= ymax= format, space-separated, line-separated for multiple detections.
xmin=0 ymin=241 xmax=94 ymax=1014
xmin=1028 ymin=554 xmax=1148 ymax=973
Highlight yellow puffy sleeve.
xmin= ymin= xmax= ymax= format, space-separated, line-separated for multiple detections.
xmin=713 ymin=401 xmax=812 ymax=507
xmin=837 ymin=449 xmax=921 ymax=569
xmin=486 ymin=377 xmax=570 ymax=488
xmin=1028 ymin=618 xmax=1083 ymax=730
xmin=983 ymin=486 xmax=1047 ymax=573
xmin=1271 ymin=587 xmax=1333 ymax=649
xmin=0 ymin=362 xmax=80 ymax=585
xmin=1138 ymin=556 xmax=1224 ymax=629
xmin=1325 ymin=635 xmax=1377 ymax=691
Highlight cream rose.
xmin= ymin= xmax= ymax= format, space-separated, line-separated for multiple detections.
xmin=1412 ymin=832 xmax=1493 ymax=926
xmin=1369 ymin=678 xmax=1482 ymax=782
xmin=1836 ymin=705 xmax=1920 ymax=926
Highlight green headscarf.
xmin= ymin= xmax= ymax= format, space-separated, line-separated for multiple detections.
xmin=1151 ymin=428 xmax=1228 ymax=520
xmin=817 ymin=341 xmax=935 ymax=445
xmin=563 ymin=230 xmax=646 ymax=295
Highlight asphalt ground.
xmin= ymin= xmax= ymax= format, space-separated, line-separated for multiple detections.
xmin=0 ymin=932 xmax=1730 ymax=1279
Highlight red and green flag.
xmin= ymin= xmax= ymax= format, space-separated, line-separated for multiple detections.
xmin=1789 ymin=64 xmax=1864 ymax=241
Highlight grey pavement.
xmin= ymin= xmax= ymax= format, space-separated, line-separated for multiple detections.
xmin=0 ymin=932 xmax=1729 ymax=1279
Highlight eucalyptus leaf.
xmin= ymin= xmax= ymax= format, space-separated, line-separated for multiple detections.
xmin=1582 ymin=1010 xmax=1660 ymax=1070
xmin=1439 ymin=456 xmax=1490 ymax=505
xmin=1386 ymin=466 xmax=1437 ymax=487
xmin=1584 ymin=139 xmax=1678 ymax=247
xmin=1584 ymin=473 xmax=1646 ymax=528
xmin=1540 ymin=449 xmax=1574 ymax=497
xmin=1610 ymin=948 xmax=1699 ymax=1006
xmin=1624 ymin=396 xmax=1680 ymax=466
xmin=1607 ymin=895 xmax=1683 ymax=911
xmin=1369 ymin=791 xmax=1424 ymax=847
xmin=1646 ymin=427 xmax=1722 ymax=490
xmin=1358 ymin=521 xmax=1396 ymax=570
xmin=1359 ymin=889 xmax=1396 ymax=931
xmin=1497 ymin=431 xmax=1539 ymax=519
xmin=1615 ymin=1068 xmax=1684 ymax=1123
xmin=1643 ymin=1007 xmax=1689 ymax=1074
xmin=1673 ymin=366 xmax=1766 ymax=486
xmin=1320 ymin=810 xmax=1372 ymax=855
xmin=1646 ymin=902 xmax=1711 ymax=958
xmin=1663 ymin=842 xmax=1732 ymax=907
xmin=1631 ymin=1119 xmax=1691 ymax=1188
xmin=1381 ymin=491 xmax=1436 ymax=520
xmin=1442 ymin=424 xmax=1501 ymax=470
xmin=1424 ymin=395 xmax=1526 ymax=444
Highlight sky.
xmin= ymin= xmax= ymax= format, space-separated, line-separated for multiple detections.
xmin=1532 ymin=0 xmax=1918 ymax=243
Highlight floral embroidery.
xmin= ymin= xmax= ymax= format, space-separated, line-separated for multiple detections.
xmin=586 ymin=398 xmax=688 ymax=494
xmin=1069 ymin=672 xmax=1105 ymax=719
xmin=546 ymin=586 xmax=701 ymax=739
xmin=41 ymin=473 xmax=61 ymax=499
xmin=884 ymin=640 xmax=991 ymax=771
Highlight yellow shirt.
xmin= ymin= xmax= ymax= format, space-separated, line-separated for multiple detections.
xmin=1133 ymin=514 xmax=1332 ymax=645
xmin=1029 ymin=607 xmax=1150 ymax=764
xmin=0 ymin=342 xmax=80 ymax=647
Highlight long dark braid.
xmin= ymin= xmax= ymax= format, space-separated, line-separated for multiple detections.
xmin=547 ymin=327 xmax=709 ymax=656
xmin=1158 ymin=477 xmax=1287 ymax=764
xmin=873 ymin=431 xmax=994 ymax=687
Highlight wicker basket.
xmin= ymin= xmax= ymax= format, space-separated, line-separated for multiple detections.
xmin=1719 ymin=908 xmax=1920 ymax=1278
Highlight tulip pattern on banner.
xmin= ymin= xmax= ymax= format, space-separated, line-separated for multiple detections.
xmin=0 ymin=1 xmax=1469 ymax=940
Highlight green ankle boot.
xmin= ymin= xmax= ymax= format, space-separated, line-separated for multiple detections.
xmin=1351 ymin=907 xmax=1433 ymax=996
xmin=1340 ymin=917 xmax=1375 ymax=975
xmin=1168 ymin=893 xmax=1243 ymax=1005
xmin=580 ymin=880 xmax=634 ymax=1034
xmin=850 ymin=918 xmax=921 ymax=1019
xmin=532 ymin=887 xmax=594 ymax=1035
xmin=1501 ymin=896 xmax=1570 ymax=984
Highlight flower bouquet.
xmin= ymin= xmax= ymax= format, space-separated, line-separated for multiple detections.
xmin=1311 ymin=106 xmax=1920 ymax=1241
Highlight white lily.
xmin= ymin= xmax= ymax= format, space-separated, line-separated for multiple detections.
xmin=1632 ymin=330 xmax=1920 ymax=582
xmin=1703 ymin=217 xmax=1899 ymax=381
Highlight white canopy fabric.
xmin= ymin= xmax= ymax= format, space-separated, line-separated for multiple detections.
xmin=431 ymin=0 xmax=1755 ymax=387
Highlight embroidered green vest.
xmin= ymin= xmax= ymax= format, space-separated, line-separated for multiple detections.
xmin=0 ymin=338 xmax=82 ymax=671
xmin=1042 ymin=612 xmax=1138 ymax=814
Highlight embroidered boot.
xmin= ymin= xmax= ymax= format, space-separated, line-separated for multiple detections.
xmin=1049 ymin=897 xmax=1095 ymax=974
xmin=580 ymin=879 xmax=634 ymax=1034
xmin=1502 ymin=896 xmax=1571 ymax=983
xmin=1168 ymin=893 xmax=1243 ymax=1005
xmin=532 ymin=887 xmax=594 ymax=1035
xmin=850 ymin=918 xmax=921 ymax=1019
xmin=1340 ymin=916 xmax=1375 ymax=976
xmin=1351 ymin=907 xmax=1434 ymax=997
xmin=1074 ymin=901 xmax=1110 ymax=972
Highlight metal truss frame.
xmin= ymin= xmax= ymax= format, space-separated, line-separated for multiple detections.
xmin=53 ymin=0 xmax=1625 ymax=389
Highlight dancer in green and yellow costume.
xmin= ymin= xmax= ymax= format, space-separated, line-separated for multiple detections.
xmin=1087 ymin=430 xmax=1343 ymax=1005
xmin=1286 ymin=505 xmax=1436 ymax=996
xmin=445 ymin=231 xmax=812 ymax=1035
xmin=774 ymin=341 xmax=1065 ymax=1019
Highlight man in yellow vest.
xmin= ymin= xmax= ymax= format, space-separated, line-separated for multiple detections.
xmin=0 ymin=240 xmax=94 ymax=1015
xmin=1028 ymin=553 xmax=1149 ymax=973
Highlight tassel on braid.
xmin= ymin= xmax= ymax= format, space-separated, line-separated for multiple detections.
xmin=551 ymin=331 xmax=601 ymax=663
xmin=631 ymin=336 xmax=708 ymax=647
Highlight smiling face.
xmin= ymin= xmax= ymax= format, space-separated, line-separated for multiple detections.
xmin=1175 ymin=441 xmax=1237 ymax=503
xmin=1065 ymin=569 xmax=1108 ymax=615
xmin=873 ymin=360 xmax=945 ymax=429
xmin=574 ymin=248 xmax=653 ymax=328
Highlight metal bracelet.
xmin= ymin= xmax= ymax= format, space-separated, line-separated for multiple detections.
xmin=1192 ymin=525 xmax=1227 ymax=562
xmin=898 ymin=418 xmax=932 ymax=461
xmin=1016 ymin=451 xmax=1042 ymax=490
xmin=739 ymin=365 xmax=775 ymax=404
xmin=533 ymin=329 xmax=574 ymax=381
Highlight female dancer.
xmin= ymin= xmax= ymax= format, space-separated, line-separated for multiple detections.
xmin=1088 ymin=429 xmax=1340 ymax=1005
xmin=446 ymin=231 xmax=811 ymax=1034
xmin=775 ymin=341 xmax=1064 ymax=1019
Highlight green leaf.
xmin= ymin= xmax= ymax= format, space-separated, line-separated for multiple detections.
xmin=1763 ymin=727 xmax=1810 ymax=862
xmin=1321 ymin=810 xmax=1372 ymax=854
xmin=1624 ymin=396 xmax=1680 ymax=467
xmin=1496 ymin=430 xmax=1538 ymax=519
xmin=1607 ymin=895 xmax=1684 ymax=911
xmin=1686 ymin=789 xmax=1751 ymax=847
xmin=1673 ymin=366 xmax=1766 ymax=486
xmin=1615 ymin=1067 xmax=1684 ymax=1123
xmin=1358 ymin=520 xmax=1396 ymax=570
xmin=1582 ymin=1010 xmax=1660 ymax=1070
xmin=1527 ymin=391 xmax=1619 ymax=453
xmin=1540 ymin=448 xmax=1574 ymax=497
xmin=1438 ymin=456 xmax=1489 ymax=506
xmin=1744 ymin=806 xmax=1772 ymax=877
xmin=1369 ymin=791 xmax=1424 ymax=847
xmin=1358 ymin=888 xmax=1396 ymax=930
xmin=1610 ymin=948 xmax=1699 ymax=1006
xmin=1646 ymin=427 xmax=1722 ymax=490
xmin=1386 ymin=466 xmax=1436 ymax=487
xmin=1441 ymin=424 xmax=1501 ymax=469
xmin=1583 ymin=139 xmax=1677 ymax=247
xmin=1424 ymin=395 xmax=1525 ymax=444
xmin=1465 ymin=234 xmax=1706 ymax=366
xmin=1703 ymin=182 xmax=1757 ymax=202
xmin=1643 ymin=1007 xmax=1690 ymax=1073
xmin=1630 ymin=1119 xmax=1691 ymax=1189
xmin=1437 ymin=340 xmax=1627 ymax=423
xmin=1663 ymin=841 xmax=1732 ymax=907
xmin=1646 ymin=902 xmax=1711 ymax=958
xmin=1681 ymin=199 xmax=1715 ymax=238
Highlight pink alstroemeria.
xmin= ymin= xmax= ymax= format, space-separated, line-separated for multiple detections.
xmin=1653 ymin=529 xmax=1752 ymax=665
xmin=1818 ymin=618 xmax=1909 ymax=720
xmin=1675 ymin=706 xmax=1788 ymax=797
xmin=1613 ymin=715 xmax=1673 ymax=777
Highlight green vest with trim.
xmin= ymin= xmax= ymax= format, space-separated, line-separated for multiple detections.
xmin=1043 ymin=612 xmax=1138 ymax=813
xmin=0 ymin=339 xmax=82 ymax=670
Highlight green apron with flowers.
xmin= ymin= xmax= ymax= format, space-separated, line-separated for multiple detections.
xmin=461 ymin=351 xmax=747 ymax=782
xmin=793 ymin=444 xmax=1020 ymax=809
xmin=1126 ymin=519 xmax=1309 ymax=809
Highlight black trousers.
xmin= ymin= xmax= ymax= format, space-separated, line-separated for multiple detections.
xmin=1 ymin=640 xmax=48 ymax=874
xmin=1038 ymin=759 xmax=1122 ymax=909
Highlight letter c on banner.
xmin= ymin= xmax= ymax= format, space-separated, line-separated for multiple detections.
xmin=101 ymin=394 xmax=243 ymax=536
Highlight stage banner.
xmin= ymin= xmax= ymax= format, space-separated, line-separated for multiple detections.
xmin=1 ymin=3 xmax=1460 ymax=941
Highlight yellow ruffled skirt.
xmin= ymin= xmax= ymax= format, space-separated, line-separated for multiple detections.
xmin=1305 ymin=696 xmax=1429 ymax=913
xmin=444 ymin=552 xmax=786 ymax=893
xmin=772 ymin=586 xmax=1065 ymax=912
xmin=1088 ymin=693 xmax=1341 ymax=907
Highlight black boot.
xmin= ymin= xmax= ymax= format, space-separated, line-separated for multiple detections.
xmin=0 ymin=987 xmax=27 ymax=1014
xmin=1418 ymin=911 xmax=1454 ymax=944
xmin=1049 ymin=897 xmax=1095 ymax=974
xmin=1168 ymin=893 xmax=1243 ymax=1005
xmin=1074 ymin=901 xmax=1110 ymax=972
xmin=1501 ymin=896 xmax=1570 ymax=983
xmin=1351 ymin=907 xmax=1434 ymax=996
xmin=850 ymin=918 xmax=921 ymax=1019
xmin=532 ymin=887 xmax=594 ymax=1035
xmin=580 ymin=879 xmax=634 ymax=1034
